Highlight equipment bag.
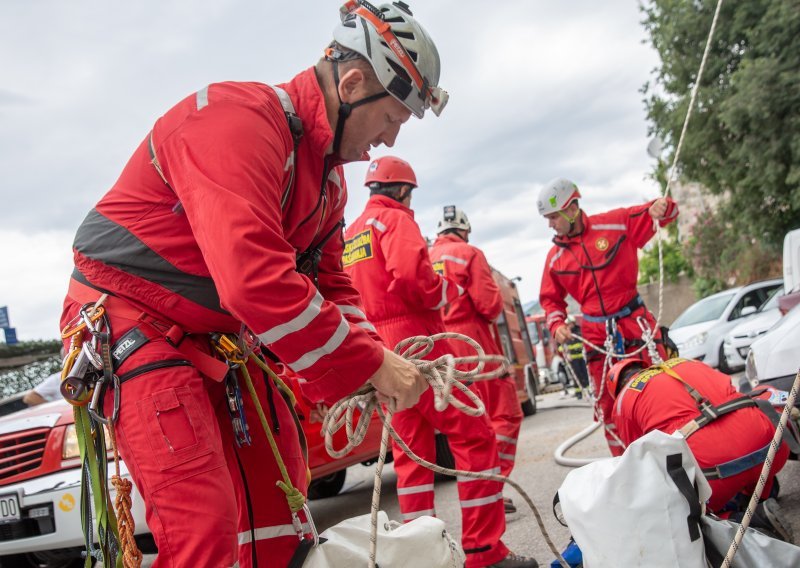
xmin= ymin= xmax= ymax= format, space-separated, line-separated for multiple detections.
xmin=701 ymin=515 xmax=800 ymax=567
xmin=557 ymin=430 xmax=711 ymax=568
xmin=298 ymin=511 xmax=465 ymax=568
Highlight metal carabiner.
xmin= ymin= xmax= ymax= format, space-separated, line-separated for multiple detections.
xmin=88 ymin=373 xmax=121 ymax=425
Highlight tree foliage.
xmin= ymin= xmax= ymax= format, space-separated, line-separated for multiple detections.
xmin=642 ymin=0 xmax=800 ymax=248
xmin=638 ymin=229 xmax=694 ymax=285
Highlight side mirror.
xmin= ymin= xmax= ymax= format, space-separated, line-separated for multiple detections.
xmin=741 ymin=306 xmax=757 ymax=317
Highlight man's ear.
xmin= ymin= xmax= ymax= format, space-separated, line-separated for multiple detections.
xmin=337 ymin=67 xmax=367 ymax=103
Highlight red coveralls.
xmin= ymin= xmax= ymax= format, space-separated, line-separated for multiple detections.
xmin=62 ymin=69 xmax=385 ymax=567
xmin=539 ymin=199 xmax=678 ymax=455
xmin=611 ymin=359 xmax=789 ymax=512
xmin=429 ymin=233 xmax=523 ymax=477
xmin=343 ymin=195 xmax=510 ymax=567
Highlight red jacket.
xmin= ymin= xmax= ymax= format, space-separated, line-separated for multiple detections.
xmin=429 ymin=234 xmax=503 ymax=357
xmin=611 ymin=359 xmax=778 ymax=470
xmin=539 ymin=199 xmax=677 ymax=335
xmin=343 ymin=195 xmax=463 ymax=330
xmin=70 ymin=67 xmax=382 ymax=403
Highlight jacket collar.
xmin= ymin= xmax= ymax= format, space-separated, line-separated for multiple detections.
xmin=281 ymin=67 xmax=369 ymax=166
xmin=433 ymin=233 xmax=464 ymax=246
xmin=367 ymin=194 xmax=415 ymax=219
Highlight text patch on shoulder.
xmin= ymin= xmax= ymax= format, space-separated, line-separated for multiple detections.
xmin=342 ymin=228 xmax=374 ymax=268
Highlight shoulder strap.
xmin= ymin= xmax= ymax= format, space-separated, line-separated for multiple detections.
xmin=268 ymin=85 xmax=304 ymax=211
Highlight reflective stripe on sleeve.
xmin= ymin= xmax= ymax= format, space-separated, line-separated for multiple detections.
xmin=288 ymin=315 xmax=350 ymax=372
xmin=592 ymin=224 xmax=625 ymax=231
xmin=357 ymin=321 xmax=377 ymax=333
xmin=441 ymin=254 xmax=468 ymax=265
xmin=196 ymin=85 xmax=209 ymax=110
xmin=238 ymin=522 xmax=310 ymax=544
xmin=547 ymin=311 xmax=566 ymax=324
xmin=337 ymin=304 xmax=368 ymax=321
xmin=366 ymin=218 xmax=387 ymax=232
xmin=397 ymin=483 xmax=435 ymax=496
xmin=460 ymin=492 xmax=503 ymax=508
xmin=433 ymin=279 xmax=449 ymax=310
xmin=457 ymin=467 xmax=500 ymax=483
xmin=499 ymin=453 xmax=516 ymax=461
xmin=258 ymin=292 xmax=324 ymax=345
xmin=496 ymin=434 xmax=517 ymax=445
xmin=401 ymin=509 xmax=435 ymax=521
xmin=549 ymin=248 xmax=565 ymax=269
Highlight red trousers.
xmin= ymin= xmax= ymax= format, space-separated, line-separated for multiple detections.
xmin=62 ymin=297 xmax=309 ymax=567
xmin=584 ymin=306 xmax=666 ymax=457
xmin=378 ymin=313 xmax=509 ymax=568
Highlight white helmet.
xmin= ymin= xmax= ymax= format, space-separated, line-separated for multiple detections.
xmin=332 ymin=1 xmax=447 ymax=118
xmin=437 ymin=205 xmax=471 ymax=234
xmin=537 ymin=178 xmax=581 ymax=216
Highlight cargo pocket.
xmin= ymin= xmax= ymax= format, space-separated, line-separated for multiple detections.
xmin=138 ymin=386 xmax=214 ymax=471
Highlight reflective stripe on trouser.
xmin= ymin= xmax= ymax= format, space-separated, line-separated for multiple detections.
xmin=390 ymin=386 xmax=510 ymax=568
xmin=585 ymin=315 xmax=667 ymax=458
xmin=470 ymin=376 xmax=523 ymax=477
xmin=62 ymin=297 xmax=310 ymax=568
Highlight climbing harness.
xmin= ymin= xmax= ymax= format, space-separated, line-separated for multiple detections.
xmin=322 ymin=332 xmax=570 ymax=568
xmin=60 ymin=298 xmax=142 ymax=568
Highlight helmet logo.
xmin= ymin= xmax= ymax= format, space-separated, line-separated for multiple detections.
xmin=443 ymin=205 xmax=456 ymax=221
xmin=369 ymin=161 xmax=379 ymax=172
xmin=549 ymin=196 xmax=558 ymax=208
xmin=595 ymin=237 xmax=609 ymax=251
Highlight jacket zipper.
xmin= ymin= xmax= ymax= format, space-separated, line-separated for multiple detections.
xmin=118 ymin=359 xmax=192 ymax=384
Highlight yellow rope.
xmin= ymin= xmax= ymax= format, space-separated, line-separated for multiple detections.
xmin=107 ymin=423 xmax=143 ymax=568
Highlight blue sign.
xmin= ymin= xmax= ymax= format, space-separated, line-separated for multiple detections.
xmin=3 ymin=328 xmax=18 ymax=345
xmin=0 ymin=307 xmax=8 ymax=328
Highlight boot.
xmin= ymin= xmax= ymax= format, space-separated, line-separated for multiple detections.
xmin=488 ymin=552 xmax=538 ymax=568
xmin=504 ymin=497 xmax=517 ymax=514
xmin=754 ymin=498 xmax=794 ymax=543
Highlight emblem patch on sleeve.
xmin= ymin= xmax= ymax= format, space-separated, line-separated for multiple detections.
xmin=432 ymin=260 xmax=445 ymax=276
xmin=342 ymin=228 xmax=374 ymax=268
xmin=596 ymin=237 xmax=609 ymax=251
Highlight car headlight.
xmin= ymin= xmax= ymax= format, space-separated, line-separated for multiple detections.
xmin=62 ymin=423 xmax=111 ymax=460
xmin=745 ymin=350 xmax=758 ymax=386
xmin=62 ymin=424 xmax=80 ymax=460
xmin=680 ymin=331 xmax=708 ymax=350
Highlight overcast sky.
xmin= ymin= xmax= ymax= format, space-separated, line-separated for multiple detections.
xmin=0 ymin=1 xmax=664 ymax=340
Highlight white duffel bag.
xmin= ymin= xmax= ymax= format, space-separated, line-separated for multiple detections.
xmin=558 ymin=430 xmax=711 ymax=568
xmin=300 ymin=511 xmax=465 ymax=568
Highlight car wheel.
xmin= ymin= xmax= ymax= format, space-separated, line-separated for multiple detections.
xmin=717 ymin=344 xmax=733 ymax=374
xmin=307 ymin=469 xmax=347 ymax=500
xmin=522 ymin=367 xmax=538 ymax=417
xmin=434 ymin=433 xmax=455 ymax=480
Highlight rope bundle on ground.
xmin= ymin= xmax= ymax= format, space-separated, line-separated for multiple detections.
xmin=322 ymin=332 xmax=570 ymax=568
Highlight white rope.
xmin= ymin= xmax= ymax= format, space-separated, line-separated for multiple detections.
xmin=720 ymin=369 xmax=800 ymax=568
xmin=322 ymin=333 xmax=570 ymax=568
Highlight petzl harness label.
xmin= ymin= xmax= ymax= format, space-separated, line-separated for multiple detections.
xmin=342 ymin=228 xmax=373 ymax=268
xmin=111 ymin=327 xmax=150 ymax=367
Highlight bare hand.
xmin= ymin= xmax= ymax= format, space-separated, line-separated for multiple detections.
xmin=554 ymin=324 xmax=573 ymax=344
xmin=368 ymin=347 xmax=427 ymax=411
xmin=649 ymin=198 xmax=668 ymax=221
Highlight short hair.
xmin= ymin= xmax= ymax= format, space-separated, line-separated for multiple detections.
xmin=316 ymin=42 xmax=383 ymax=92
xmin=369 ymin=183 xmax=408 ymax=199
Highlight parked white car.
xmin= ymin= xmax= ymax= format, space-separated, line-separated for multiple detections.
xmin=669 ymin=278 xmax=783 ymax=373
xmin=722 ymin=288 xmax=784 ymax=372
xmin=745 ymin=303 xmax=800 ymax=393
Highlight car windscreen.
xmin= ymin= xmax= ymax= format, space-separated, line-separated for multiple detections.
xmin=672 ymin=292 xmax=736 ymax=328
xmin=758 ymin=287 xmax=782 ymax=312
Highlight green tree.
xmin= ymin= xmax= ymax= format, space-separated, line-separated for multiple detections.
xmin=639 ymin=223 xmax=694 ymax=284
xmin=641 ymin=0 xmax=800 ymax=248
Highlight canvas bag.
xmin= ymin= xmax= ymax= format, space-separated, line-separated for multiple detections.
xmin=558 ymin=430 xmax=712 ymax=568
xmin=300 ymin=511 xmax=465 ymax=568
xmin=701 ymin=515 xmax=800 ymax=567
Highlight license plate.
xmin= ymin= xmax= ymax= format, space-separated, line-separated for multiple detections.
xmin=0 ymin=494 xmax=21 ymax=524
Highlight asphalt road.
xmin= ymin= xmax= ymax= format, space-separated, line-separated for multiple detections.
xmin=307 ymin=389 xmax=800 ymax=566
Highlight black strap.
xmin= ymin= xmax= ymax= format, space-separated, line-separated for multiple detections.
xmin=296 ymin=220 xmax=345 ymax=287
xmin=286 ymin=537 xmax=327 ymax=568
xmin=552 ymin=491 xmax=568 ymax=527
xmin=753 ymin=397 xmax=800 ymax=453
xmin=666 ymin=453 xmax=702 ymax=542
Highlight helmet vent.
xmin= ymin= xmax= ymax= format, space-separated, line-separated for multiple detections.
xmin=384 ymin=16 xmax=405 ymax=23
xmin=386 ymin=58 xmax=411 ymax=83
xmin=394 ymin=30 xmax=415 ymax=40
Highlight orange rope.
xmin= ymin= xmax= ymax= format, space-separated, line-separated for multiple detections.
xmin=108 ymin=424 xmax=143 ymax=568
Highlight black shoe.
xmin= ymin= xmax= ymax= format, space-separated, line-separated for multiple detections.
xmin=489 ymin=552 xmax=538 ymax=568
xmin=504 ymin=497 xmax=517 ymax=514
xmin=754 ymin=498 xmax=794 ymax=543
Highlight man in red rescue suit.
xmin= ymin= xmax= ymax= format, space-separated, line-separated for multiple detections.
xmin=608 ymin=358 xmax=794 ymax=542
xmin=428 ymin=206 xmax=524 ymax=513
xmin=60 ymin=3 xmax=450 ymax=566
xmin=538 ymin=178 xmax=678 ymax=456
xmin=344 ymin=157 xmax=538 ymax=568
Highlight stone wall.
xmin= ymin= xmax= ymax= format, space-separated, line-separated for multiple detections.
xmin=637 ymin=274 xmax=696 ymax=327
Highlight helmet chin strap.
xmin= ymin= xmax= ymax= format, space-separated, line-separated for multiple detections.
xmin=331 ymin=60 xmax=389 ymax=158
xmin=558 ymin=209 xmax=578 ymax=234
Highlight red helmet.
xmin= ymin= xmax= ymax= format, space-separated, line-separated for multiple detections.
xmin=364 ymin=156 xmax=417 ymax=189
xmin=606 ymin=359 xmax=647 ymax=400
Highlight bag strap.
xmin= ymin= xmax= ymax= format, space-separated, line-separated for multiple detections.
xmin=666 ymin=452 xmax=702 ymax=543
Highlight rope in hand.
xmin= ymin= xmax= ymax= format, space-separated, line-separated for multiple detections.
xmin=721 ymin=368 xmax=800 ymax=568
xmin=322 ymin=332 xmax=570 ymax=568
